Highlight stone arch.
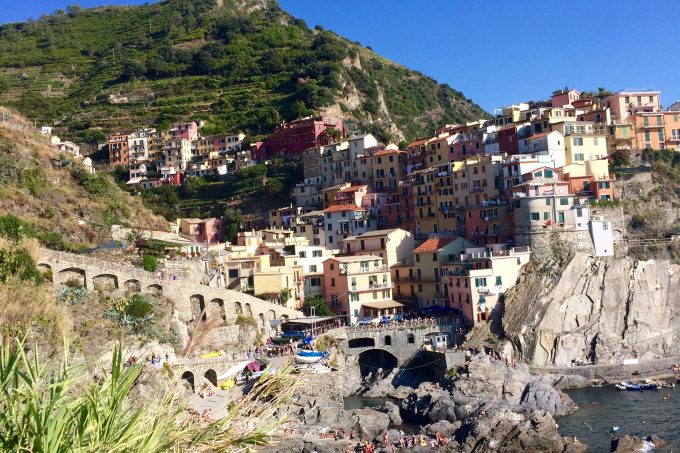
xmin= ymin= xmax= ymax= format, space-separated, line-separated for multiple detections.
xmin=147 ymin=284 xmax=163 ymax=296
xmin=258 ymin=313 xmax=266 ymax=330
xmin=348 ymin=337 xmax=375 ymax=348
xmin=407 ymin=333 xmax=415 ymax=344
xmin=57 ymin=267 xmax=86 ymax=287
xmin=92 ymin=273 xmax=118 ymax=290
xmin=36 ymin=263 xmax=52 ymax=281
xmin=204 ymin=369 xmax=218 ymax=387
xmin=181 ymin=371 xmax=195 ymax=392
xmin=357 ymin=349 xmax=398 ymax=376
xmin=124 ymin=279 xmax=141 ymax=293
xmin=384 ymin=335 xmax=392 ymax=346
xmin=234 ymin=302 xmax=243 ymax=316
xmin=190 ymin=294 xmax=206 ymax=322
xmin=210 ymin=298 xmax=226 ymax=322
xmin=244 ymin=303 xmax=253 ymax=317
xmin=267 ymin=309 xmax=276 ymax=320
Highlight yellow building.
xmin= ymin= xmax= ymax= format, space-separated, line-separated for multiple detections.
xmin=564 ymin=134 xmax=608 ymax=164
xmin=412 ymin=236 xmax=474 ymax=308
xmin=252 ymin=265 xmax=304 ymax=310
xmin=341 ymin=228 xmax=414 ymax=267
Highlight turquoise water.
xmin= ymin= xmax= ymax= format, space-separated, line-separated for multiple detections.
xmin=557 ymin=385 xmax=679 ymax=452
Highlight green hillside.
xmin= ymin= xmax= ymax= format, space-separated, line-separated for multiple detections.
xmin=0 ymin=0 xmax=487 ymax=145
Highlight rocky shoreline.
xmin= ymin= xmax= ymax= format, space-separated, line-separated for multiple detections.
xmin=265 ymin=352 xmax=602 ymax=452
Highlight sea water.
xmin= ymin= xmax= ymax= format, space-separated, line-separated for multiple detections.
xmin=557 ymin=384 xmax=679 ymax=452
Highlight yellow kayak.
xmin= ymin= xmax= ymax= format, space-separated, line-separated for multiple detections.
xmin=200 ymin=351 xmax=222 ymax=359
xmin=220 ymin=379 xmax=235 ymax=390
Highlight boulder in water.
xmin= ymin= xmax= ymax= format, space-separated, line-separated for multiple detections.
xmin=347 ymin=408 xmax=390 ymax=439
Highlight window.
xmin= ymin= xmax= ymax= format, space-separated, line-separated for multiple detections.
xmin=575 ymin=153 xmax=585 ymax=161
xmin=330 ymin=278 xmax=335 ymax=287
xmin=310 ymin=277 xmax=321 ymax=287
xmin=432 ymin=253 xmax=438 ymax=262
xmin=544 ymin=169 xmax=553 ymax=178
xmin=593 ymin=137 xmax=598 ymax=146
xmin=576 ymin=208 xmax=583 ymax=218
xmin=659 ymin=130 xmax=664 ymax=142
xmin=350 ymin=293 xmax=359 ymax=302
xmin=603 ymin=223 xmax=609 ymax=230
xmin=560 ymin=198 xmax=569 ymax=205
xmin=573 ymin=138 xmax=583 ymax=146
xmin=530 ymin=212 xmax=540 ymax=221
xmin=495 ymin=276 xmax=502 ymax=286
xmin=558 ymin=212 xmax=565 ymax=223
xmin=645 ymin=131 xmax=651 ymax=142
xmin=416 ymin=254 xmax=420 ymax=263
xmin=544 ymin=212 xmax=551 ymax=220
xmin=546 ymin=198 xmax=551 ymax=206
xmin=310 ymin=265 xmax=317 ymax=273
xmin=475 ymin=277 xmax=487 ymax=287
xmin=228 ymin=269 xmax=238 ymax=278
xmin=329 ymin=263 xmax=334 ymax=270
xmin=312 ymin=250 xmax=322 ymax=257
xmin=299 ymin=251 xmax=306 ymax=258
xmin=328 ymin=236 xmax=333 ymax=243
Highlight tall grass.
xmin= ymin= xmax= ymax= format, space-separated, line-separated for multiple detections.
xmin=0 ymin=339 xmax=295 ymax=452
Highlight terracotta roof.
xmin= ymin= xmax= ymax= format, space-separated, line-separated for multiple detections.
xmin=414 ymin=237 xmax=458 ymax=253
xmin=323 ymin=204 xmax=365 ymax=213
xmin=407 ymin=137 xmax=433 ymax=148
xmin=372 ymin=148 xmax=404 ymax=157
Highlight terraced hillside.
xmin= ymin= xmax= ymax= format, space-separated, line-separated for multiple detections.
xmin=0 ymin=107 xmax=167 ymax=248
xmin=0 ymin=0 xmax=487 ymax=145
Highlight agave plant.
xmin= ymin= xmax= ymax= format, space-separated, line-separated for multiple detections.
xmin=0 ymin=339 xmax=295 ymax=452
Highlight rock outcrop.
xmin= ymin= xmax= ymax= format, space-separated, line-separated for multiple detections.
xmin=503 ymin=252 xmax=680 ymax=366
xmin=610 ymin=434 xmax=666 ymax=453
xmin=400 ymin=354 xmax=575 ymax=424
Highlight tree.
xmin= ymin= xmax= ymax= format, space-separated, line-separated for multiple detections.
xmin=182 ymin=176 xmax=208 ymax=197
xmin=120 ymin=59 xmax=146 ymax=82
xmin=303 ymin=296 xmax=333 ymax=316
xmin=66 ymin=3 xmax=82 ymax=17
xmin=398 ymin=140 xmax=408 ymax=151
xmin=263 ymin=178 xmax=283 ymax=196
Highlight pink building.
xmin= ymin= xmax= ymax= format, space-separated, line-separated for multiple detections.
xmin=551 ymin=89 xmax=581 ymax=108
xmin=178 ymin=217 xmax=224 ymax=243
xmin=171 ymin=122 xmax=199 ymax=141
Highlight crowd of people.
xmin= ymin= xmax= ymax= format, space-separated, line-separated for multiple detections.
xmin=345 ymin=430 xmax=450 ymax=452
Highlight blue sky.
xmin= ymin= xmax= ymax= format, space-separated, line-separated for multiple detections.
xmin=3 ymin=0 xmax=679 ymax=112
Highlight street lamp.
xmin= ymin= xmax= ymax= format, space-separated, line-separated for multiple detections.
xmin=311 ymin=306 xmax=316 ymax=338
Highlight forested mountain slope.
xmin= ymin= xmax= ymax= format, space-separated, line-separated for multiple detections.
xmin=0 ymin=0 xmax=487 ymax=145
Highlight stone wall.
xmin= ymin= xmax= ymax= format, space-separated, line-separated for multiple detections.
xmin=37 ymin=249 xmax=302 ymax=339
xmin=514 ymin=206 xmax=626 ymax=261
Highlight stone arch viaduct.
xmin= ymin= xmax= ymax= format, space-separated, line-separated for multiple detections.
xmin=37 ymin=249 xmax=302 ymax=333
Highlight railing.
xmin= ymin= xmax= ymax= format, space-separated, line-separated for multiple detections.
xmin=340 ymin=265 xmax=389 ymax=275
xmin=368 ymin=282 xmax=391 ymax=290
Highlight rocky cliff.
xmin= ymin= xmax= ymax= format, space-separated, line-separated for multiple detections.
xmin=503 ymin=252 xmax=680 ymax=366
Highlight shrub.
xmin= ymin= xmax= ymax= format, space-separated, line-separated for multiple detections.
xmin=0 ymin=247 xmax=44 ymax=284
xmin=235 ymin=315 xmax=257 ymax=328
xmin=630 ymin=214 xmax=646 ymax=230
xmin=56 ymin=285 xmax=88 ymax=305
xmin=126 ymin=294 xmax=155 ymax=320
xmin=142 ymin=254 xmax=158 ymax=272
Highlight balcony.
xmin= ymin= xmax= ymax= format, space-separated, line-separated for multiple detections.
xmin=641 ymin=121 xmax=664 ymax=129
xmin=340 ymin=265 xmax=389 ymax=275
xmin=368 ymin=282 xmax=392 ymax=290
xmin=470 ymin=186 xmax=485 ymax=193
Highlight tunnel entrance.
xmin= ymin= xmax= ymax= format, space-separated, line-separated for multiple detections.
xmin=357 ymin=348 xmax=398 ymax=378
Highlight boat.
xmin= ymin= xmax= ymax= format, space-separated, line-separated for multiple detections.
xmin=623 ymin=381 xmax=643 ymax=391
xmin=640 ymin=382 xmax=658 ymax=390
xmin=295 ymin=350 xmax=329 ymax=364
xmin=615 ymin=383 xmax=627 ymax=391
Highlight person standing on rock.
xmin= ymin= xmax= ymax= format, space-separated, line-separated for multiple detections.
xmin=383 ymin=432 xmax=389 ymax=447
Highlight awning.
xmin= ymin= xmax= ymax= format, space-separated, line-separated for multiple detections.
xmin=361 ymin=300 xmax=404 ymax=310
xmin=283 ymin=316 xmax=337 ymax=325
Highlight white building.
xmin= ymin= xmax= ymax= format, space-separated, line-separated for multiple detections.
xmin=590 ymin=216 xmax=614 ymax=257
xmin=518 ymin=131 xmax=566 ymax=168
xmin=163 ymin=139 xmax=192 ymax=171
xmin=51 ymin=139 xmax=82 ymax=158
xmin=323 ymin=204 xmax=374 ymax=249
